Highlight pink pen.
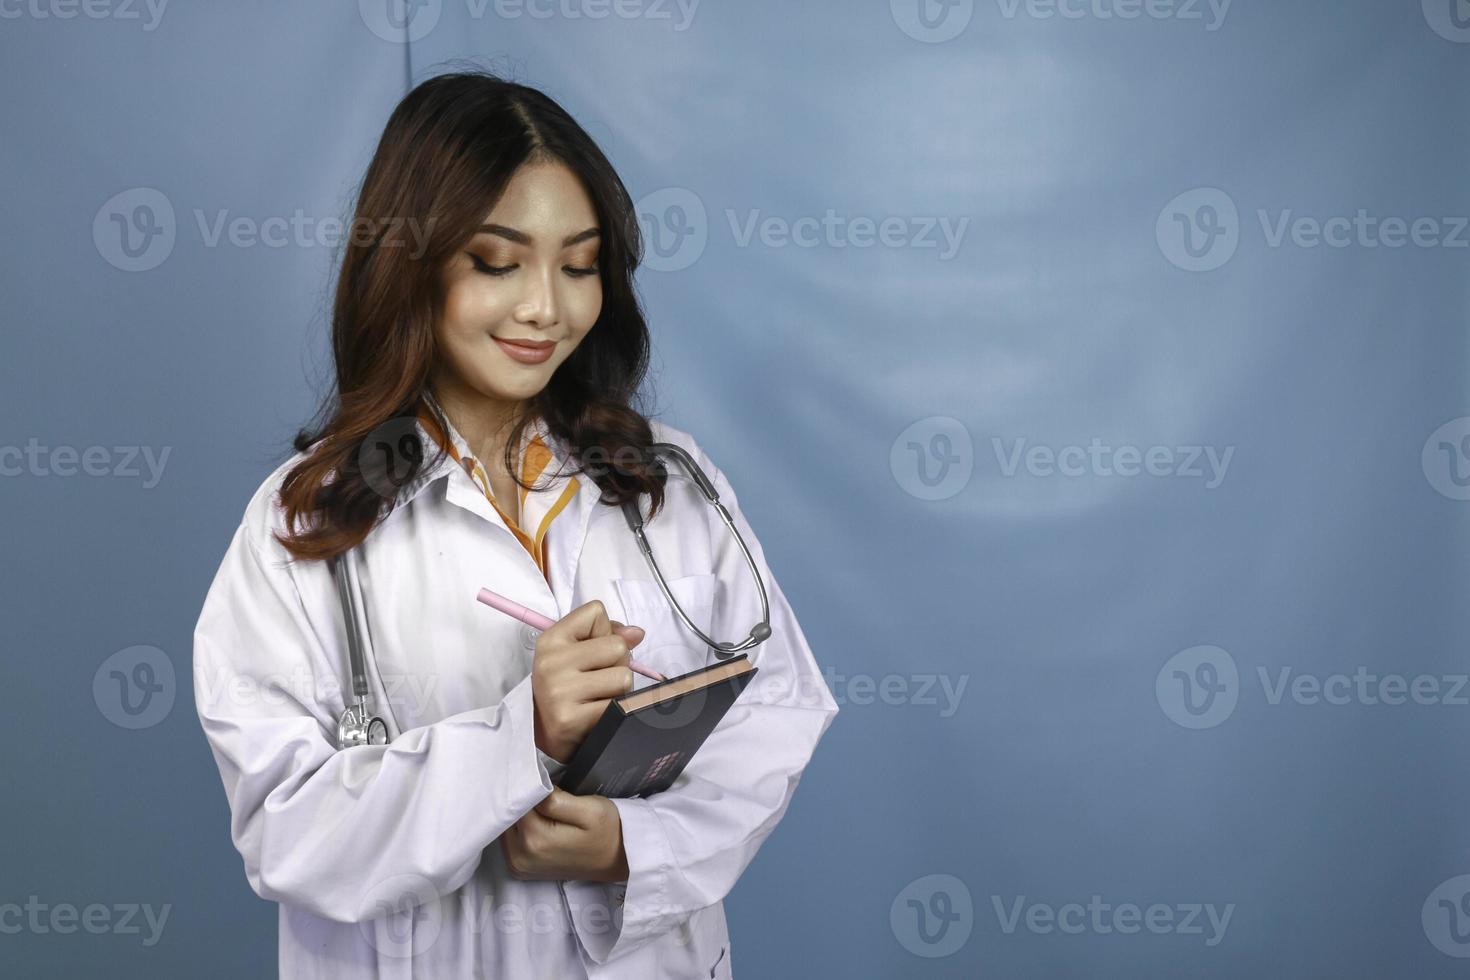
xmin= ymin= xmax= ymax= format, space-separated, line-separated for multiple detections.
xmin=476 ymin=587 xmax=666 ymax=682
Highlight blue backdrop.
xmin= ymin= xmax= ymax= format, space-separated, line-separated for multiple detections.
xmin=3 ymin=1 xmax=1468 ymax=976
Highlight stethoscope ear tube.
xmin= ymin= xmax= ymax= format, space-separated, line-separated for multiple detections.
xmin=330 ymin=552 xmax=371 ymax=701
xmin=621 ymin=444 xmax=773 ymax=659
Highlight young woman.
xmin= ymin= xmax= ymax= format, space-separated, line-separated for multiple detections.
xmin=191 ymin=71 xmax=838 ymax=978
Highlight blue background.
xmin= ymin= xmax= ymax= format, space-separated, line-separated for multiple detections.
xmin=2 ymin=1 xmax=1469 ymax=976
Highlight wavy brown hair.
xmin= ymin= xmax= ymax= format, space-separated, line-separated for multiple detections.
xmin=274 ymin=69 xmax=667 ymax=561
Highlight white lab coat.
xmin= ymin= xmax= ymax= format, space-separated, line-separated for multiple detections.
xmin=192 ymin=409 xmax=839 ymax=979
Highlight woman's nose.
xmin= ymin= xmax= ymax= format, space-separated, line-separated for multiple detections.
xmin=515 ymin=267 xmax=559 ymax=327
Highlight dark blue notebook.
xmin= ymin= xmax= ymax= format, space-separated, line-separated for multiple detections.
xmin=557 ymin=655 xmax=758 ymax=798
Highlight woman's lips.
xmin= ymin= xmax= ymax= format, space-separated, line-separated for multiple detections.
xmin=494 ymin=337 xmax=555 ymax=365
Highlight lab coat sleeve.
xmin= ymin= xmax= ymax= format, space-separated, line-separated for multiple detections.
xmin=537 ymin=746 xmax=568 ymax=780
xmin=561 ymin=446 xmax=841 ymax=964
xmin=192 ymin=520 xmax=556 ymax=924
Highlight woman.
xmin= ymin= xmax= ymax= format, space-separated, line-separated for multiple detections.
xmin=191 ymin=71 xmax=838 ymax=978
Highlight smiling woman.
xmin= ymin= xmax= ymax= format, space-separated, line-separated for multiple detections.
xmin=270 ymin=70 xmax=665 ymax=563
xmin=433 ymin=159 xmax=610 ymax=517
xmin=191 ymin=68 xmax=838 ymax=980
xmin=436 ymin=163 xmax=604 ymax=423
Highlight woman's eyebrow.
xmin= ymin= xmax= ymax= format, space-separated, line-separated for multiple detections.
xmin=477 ymin=223 xmax=600 ymax=247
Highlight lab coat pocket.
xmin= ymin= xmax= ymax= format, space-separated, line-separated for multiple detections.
xmin=613 ymin=572 xmax=718 ymax=679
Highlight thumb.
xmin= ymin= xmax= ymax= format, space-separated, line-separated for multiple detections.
xmin=540 ymin=787 xmax=599 ymax=829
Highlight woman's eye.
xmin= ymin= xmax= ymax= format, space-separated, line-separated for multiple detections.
xmin=467 ymin=254 xmax=598 ymax=278
xmin=468 ymin=254 xmax=514 ymax=276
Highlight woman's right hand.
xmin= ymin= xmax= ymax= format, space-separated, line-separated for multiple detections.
xmin=531 ymin=600 xmax=645 ymax=764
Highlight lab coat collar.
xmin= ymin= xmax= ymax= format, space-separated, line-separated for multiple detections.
xmin=407 ymin=390 xmax=552 ymax=497
xmin=395 ymin=391 xmax=609 ymax=600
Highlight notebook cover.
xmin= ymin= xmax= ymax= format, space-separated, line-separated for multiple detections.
xmin=557 ymin=656 xmax=758 ymax=798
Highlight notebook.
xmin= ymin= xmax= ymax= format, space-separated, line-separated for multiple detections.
xmin=557 ymin=655 xmax=758 ymax=798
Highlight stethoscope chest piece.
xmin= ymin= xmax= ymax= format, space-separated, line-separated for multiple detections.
xmin=337 ymin=702 xmax=389 ymax=748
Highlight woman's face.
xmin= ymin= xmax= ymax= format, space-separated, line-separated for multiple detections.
xmin=433 ymin=159 xmax=603 ymax=409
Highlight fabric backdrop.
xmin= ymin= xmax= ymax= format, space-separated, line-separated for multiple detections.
xmin=2 ymin=1 xmax=1467 ymax=976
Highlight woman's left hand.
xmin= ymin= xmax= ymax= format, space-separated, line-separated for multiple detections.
xmin=501 ymin=788 xmax=630 ymax=882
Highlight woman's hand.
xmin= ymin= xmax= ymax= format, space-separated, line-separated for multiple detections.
xmin=531 ymin=599 xmax=644 ymax=764
xmin=501 ymin=788 xmax=630 ymax=882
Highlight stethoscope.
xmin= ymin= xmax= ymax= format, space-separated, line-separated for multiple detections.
xmin=328 ymin=442 xmax=772 ymax=750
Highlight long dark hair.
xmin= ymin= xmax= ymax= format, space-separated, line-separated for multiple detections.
xmin=275 ymin=69 xmax=666 ymax=561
